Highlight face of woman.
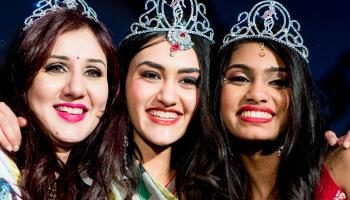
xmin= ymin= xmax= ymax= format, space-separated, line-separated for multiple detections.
xmin=220 ymin=42 xmax=290 ymax=141
xmin=126 ymin=37 xmax=200 ymax=149
xmin=27 ymin=27 xmax=108 ymax=150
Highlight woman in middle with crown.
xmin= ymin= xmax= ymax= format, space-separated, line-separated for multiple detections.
xmin=114 ymin=0 xmax=226 ymax=199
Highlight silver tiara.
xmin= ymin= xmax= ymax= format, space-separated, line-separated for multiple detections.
xmin=125 ymin=0 xmax=214 ymax=56
xmin=23 ymin=0 xmax=98 ymax=30
xmin=221 ymin=0 xmax=309 ymax=63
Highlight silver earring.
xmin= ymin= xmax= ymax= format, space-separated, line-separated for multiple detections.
xmin=123 ymin=135 xmax=129 ymax=171
xmin=277 ymin=145 xmax=284 ymax=157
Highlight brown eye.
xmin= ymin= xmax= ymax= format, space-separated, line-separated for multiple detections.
xmin=180 ymin=76 xmax=198 ymax=85
xmin=141 ymin=71 xmax=161 ymax=80
xmin=85 ymin=67 xmax=102 ymax=77
xmin=269 ymin=79 xmax=289 ymax=89
xmin=44 ymin=63 xmax=66 ymax=73
xmin=224 ymin=75 xmax=250 ymax=86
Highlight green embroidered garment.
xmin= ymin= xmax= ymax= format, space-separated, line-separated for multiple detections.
xmin=111 ymin=164 xmax=177 ymax=200
xmin=134 ymin=164 xmax=177 ymax=200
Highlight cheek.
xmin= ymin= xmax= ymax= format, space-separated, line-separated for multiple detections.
xmin=275 ymin=90 xmax=291 ymax=124
xmin=220 ymin=88 xmax=232 ymax=125
xmin=90 ymin=80 xmax=109 ymax=109
xmin=27 ymin=76 xmax=55 ymax=110
xmin=125 ymin=79 xmax=147 ymax=109
xmin=182 ymin=88 xmax=199 ymax=114
xmin=220 ymin=86 xmax=240 ymax=112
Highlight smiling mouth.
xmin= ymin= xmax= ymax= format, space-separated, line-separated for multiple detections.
xmin=238 ymin=110 xmax=274 ymax=123
xmin=146 ymin=109 xmax=181 ymax=125
xmin=55 ymin=106 xmax=84 ymax=115
xmin=240 ymin=111 xmax=273 ymax=119
xmin=54 ymin=105 xmax=87 ymax=123
xmin=148 ymin=110 xmax=179 ymax=120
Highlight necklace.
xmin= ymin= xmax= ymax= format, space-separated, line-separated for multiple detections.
xmin=47 ymin=181 xmax=57 ymax=200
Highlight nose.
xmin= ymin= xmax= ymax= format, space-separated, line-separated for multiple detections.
xmin=62 ymin=72 xmax=87 ymax=99
xmin=245 ymin=81 xmax=269 ymax=103
xmin=156 ymin=80 xmax=177 ymax=107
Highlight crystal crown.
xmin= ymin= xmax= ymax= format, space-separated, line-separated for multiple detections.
xmin=222 ymin=0 xmax=309 ymax=63
xmin=125 ymin=0 xmax=214 ymax=49
xmin=23 ymin=0 xmax=98 ymax=30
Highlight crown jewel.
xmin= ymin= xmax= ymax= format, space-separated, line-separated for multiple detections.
xmin=222 ymin=0 xmax=309 ymax=63
xmin=125 ymin=0 xmax=214 ymax=56
xmin=23 ymin=0 xmax=98 ymax=30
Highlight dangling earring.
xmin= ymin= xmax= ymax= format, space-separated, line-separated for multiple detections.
xmin=277 ymin=145 xmax=284 ymax=157
xmin=123 ymin=134 xmax=129 ymax=180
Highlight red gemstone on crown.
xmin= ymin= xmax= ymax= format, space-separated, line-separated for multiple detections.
xmin=180 ymin=32 xmax=186 ymax=38
xmin=170 ymin=43 xmax=180 ymax=52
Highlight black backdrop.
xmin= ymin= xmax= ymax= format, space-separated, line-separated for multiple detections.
xmin=1 ymin=0 xmax=349 ymax=135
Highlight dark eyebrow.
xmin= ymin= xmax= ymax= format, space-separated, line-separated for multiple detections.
xmin=225 ymin=64 xmax=288 ymax=74
xmin=137 ymin=60 xmax=200 ymax=74
xmin=137 ymin=61 xmax=164 ymax=71
xmin=50 ymin=55 xmax=69 ymax=60
xmin=50 ymin=55 xmax=107 ymax=68
xmin=265 ymin=66 xmax=288 ymax=73
xmin=87 ymin=58 xmax=107 ymax=68
xmin=224 ymin=64 xmax=250 ymax=73
xmin=178 ymin=68 xmax=200 ymax=74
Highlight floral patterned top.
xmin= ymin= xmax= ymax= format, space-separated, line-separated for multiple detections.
xmin=132 ymin=164 xmax=177 ymax=200
xmin=111 ymin=164 xmax=177 ymax=200
xmin=0 ymin=150 xmax=21 ymax=199
xmin=315 ymin=165 xmax=347 ymax=200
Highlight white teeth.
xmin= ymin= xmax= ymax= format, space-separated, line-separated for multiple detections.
xmin=56 ymin=106 xmax=83 ymax=115
xmin=148 ymin=110 xmax=178 ymax=119
xmin=241 ymin=111 xmax=272 ymax=119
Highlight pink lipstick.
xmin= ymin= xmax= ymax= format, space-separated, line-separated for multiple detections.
xmin=54 ymin=103 xmax=88 ymax=123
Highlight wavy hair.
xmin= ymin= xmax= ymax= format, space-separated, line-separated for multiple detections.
xmin=0 ymin=9 xmax=126 ymax=199
xmin=211 ymin=38 xmax=328 ymax=200
xmin=119 ymin=32 xmax=227 ymax=199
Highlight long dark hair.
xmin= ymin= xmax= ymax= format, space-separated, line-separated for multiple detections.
xmin=119 ymin=32 xmax=227 ymax=199
xmin=211 ymin=38 xmax=328 ymax=199
xmin=0 ymin=9 xmax=126 ymax=199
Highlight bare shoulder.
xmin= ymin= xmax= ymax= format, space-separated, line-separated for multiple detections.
xmin=326 ymin=147 xmax=350 ymax=196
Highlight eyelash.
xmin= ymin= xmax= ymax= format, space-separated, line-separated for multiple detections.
xmin=225 ymin=76 xmax=249 ymax=83
xmin=224 ymin=75 xmax=289 ymax=88
xmin=141 ymin=71 xmax=199 ymax=87
xmin=44 ymin=63 xmax=66 ymax=73
xmin=44 ymin=63 xmax=102 ymax=78
xmin=141 ymin=71 xmax=161 ymax=79
xmin=269 ymin=79 xmax=289 ymax=88
xmin=179 ymin=76 xmax=199 ymax=87
xmin=85 ymin=67 xmax=102 ymax=77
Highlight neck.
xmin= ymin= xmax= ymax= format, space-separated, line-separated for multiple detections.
xmin=133 ymin=132 xmax=175 ymax=186
xmin=232 ymin=139 xmax=281 ymax=200
xmin=241 ymin=151 xmax=279 ymax=200
xmin=56 ymin=148 xmax=71 ymax=164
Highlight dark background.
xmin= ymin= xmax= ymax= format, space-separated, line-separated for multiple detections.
xmin=1 ymin=0 xmax=349 ymax=135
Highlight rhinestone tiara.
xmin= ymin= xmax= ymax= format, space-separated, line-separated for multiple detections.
xmin=23 ymin=0 xmax=98 ymax=30
xmin=124 ymin=0 xmax=214 ymax=56
xmin=221 ymin=0 xmax=309 ymax=63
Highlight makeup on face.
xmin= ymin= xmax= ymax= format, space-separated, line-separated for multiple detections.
xmin=27 ymin=27 xmax=108 ymax=147
xmin=126 ymin=38 xmax=200 ymax=148
xmin=220 ymin=42 xmax=290 ymax=141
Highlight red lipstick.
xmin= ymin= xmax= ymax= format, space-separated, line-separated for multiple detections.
xmin=146 ymin=108 xmax=182 ymax=126
xmin=238 ymin=105 xmax=275 ymax=123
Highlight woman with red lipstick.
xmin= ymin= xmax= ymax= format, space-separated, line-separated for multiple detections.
xmin=211 ymin=0 xmax=350 ymax=199
xmin=113 ymin=0 xmax=226 ymax=199
xmin=0 ymin=1 xmax=127 ymax=199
